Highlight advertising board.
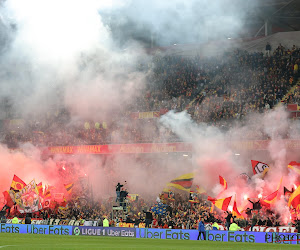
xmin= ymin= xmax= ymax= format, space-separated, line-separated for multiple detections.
xmin=72 ymin=226 xmax=135 ymax=237
xmin=0 ymin=224 xmax=72 ymax=235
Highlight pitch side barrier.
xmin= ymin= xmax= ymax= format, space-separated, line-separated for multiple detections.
xmin=136 ymin=228 xmax=300 ymax=244
xmin=4 ymin=219 xmax=298 ymax=233
xmin=1 ymin=224 xmax=300 ymax=244
xmin=0 ymin=223 xmax=72 ymax=235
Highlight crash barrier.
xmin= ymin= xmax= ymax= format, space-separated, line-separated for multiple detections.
xmin=136 ymin=228 xmax=300 ymax=244
xmin=0 ymin=224 xmax=72 ymax=235
xmin=2 ymin=219 xmax=297 ymax=233
xmin=1 ymin=224 xmax=300 ymax=244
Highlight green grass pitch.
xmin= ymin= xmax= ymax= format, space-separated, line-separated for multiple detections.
xmin=0 ymin=233 xmax=299 ymax=249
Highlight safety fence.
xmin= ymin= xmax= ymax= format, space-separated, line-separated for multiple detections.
xmin=0 ymin=224 xmax=299 ymax=244
xmin=3 ymin=219 xmax=297 ymax=233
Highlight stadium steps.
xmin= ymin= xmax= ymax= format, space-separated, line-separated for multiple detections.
xmin=277 ymin=79 xmax=300 ymax=107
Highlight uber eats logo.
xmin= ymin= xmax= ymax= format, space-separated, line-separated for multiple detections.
xmin=73 ymin=227 xmax=80 ymax=236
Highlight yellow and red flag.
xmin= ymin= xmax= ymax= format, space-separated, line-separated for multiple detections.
xmin=219 ymin=175 xmax=227 ymax=190
xmin=37 ymin=182 xmax=43 ymax=197
xmin=167 ymin=173 xmax=194 ymax=192
xmin=64 ymin=183 xmax=74 ymax=194
xmin=260 ymin=190 xmax=278 ymax=207
xmin=10 ymin=175 xmax=26 ymax=191
xmin=287 ymin=161 xmax=300 ymax=175
xmin=288 ymin=185 xmax=300 ymax=209
xmin=260 ymin=177 xmax=282 ymax=207
xmin=208 ymin=196 xmax=232 ymax=211
xmin=232 ymin=196 xmax=243 ymax=219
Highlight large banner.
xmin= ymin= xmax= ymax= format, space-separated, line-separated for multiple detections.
xmin=44 ymin=143 xmax=192 ymax=155
xmin=43 ymin=140 xmax=300 ymax=156
xmin=0 ymin=224 xmax=72 ymax=235
xmin=136 ymin=228 xmax=300 ymax=244
xmin=13 ymin=180 xmax=40 ymax=213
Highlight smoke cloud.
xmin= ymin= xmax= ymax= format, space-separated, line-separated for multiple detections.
xmin=160 ymin=106 xmax=300 ymax=218
xmin=0 ymin=0 xmax=299 ymax=222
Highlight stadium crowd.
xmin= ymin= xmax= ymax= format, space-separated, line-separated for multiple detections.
xmin=1 ymin=44 xmax=299 ymax=148
xmin=3 ymin=191 xmax=300 ymax=232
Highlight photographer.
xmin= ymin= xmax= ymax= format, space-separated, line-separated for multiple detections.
xmin=115 ymin=181 xmax=126 ymax=202
xmin=119 ymin=188 xmax=128 ymax=208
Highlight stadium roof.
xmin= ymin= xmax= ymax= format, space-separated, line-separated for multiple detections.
xmin=248 ymin=0 xmax=300 ymax=36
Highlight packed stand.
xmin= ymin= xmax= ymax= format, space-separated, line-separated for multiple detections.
xmin=2 ymin=191 xmax=300 ymax=232
xmin=1 ymin=44 xmax=300 ymax=147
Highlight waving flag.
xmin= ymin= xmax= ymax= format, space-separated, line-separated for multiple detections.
xmin=232 ymin=196 xmax=243 ymax=219
xmin=219 ymin=176 xmax=227 ymax=190
xmin=260 ymin=190 xmax=279 ymax=208
xmin=251 ymin=160 xmax=269 ymax=176
xmin=64 ymin=183 xmax=74 ymax=194
xmin=151 ymin=203 xmax=167 ymax=215
xmin=208 ymin=196 xmax=232 ymax=211
xmin=37 ymin=182 xmax=43 ymax=197
xmin=2 ymin=191 xmax=14 ymax=208
xmin=260 ymin=177 xmax=282 ymax=207
xmin=10 ymin=175 xmax=26 ymax=191
xmin=287 ymin=161 xmax=300 ymax=175
xmin=207 ymin=196 xmax=216 ymax=202
xmin=167 ymin=173 xmax=194 ymax=192
xmin=288 ymin=185 xmax=300 ymax=208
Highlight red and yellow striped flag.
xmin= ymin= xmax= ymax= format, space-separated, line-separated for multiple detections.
xmin=288 ymin=185 xmax=300 ymax=208
xmin=167 ymin=173 xmax=194 ymax=192
xmin=260 ymin=190 xmax=278 ymax=207
xmin=260 ymin=177 xmax=282 ymax=207
xmin=219 ymin=175 xmax=227 ymax=190
xmin=288 ymin=161 xmax=300 ymax=175
xmin=208 ymin=196 xmax=232 ymax=211
xmin=232 ymin=196 xmax=243 ymax=219
xmin=64 ymin=183 xmax=74 ymax=194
